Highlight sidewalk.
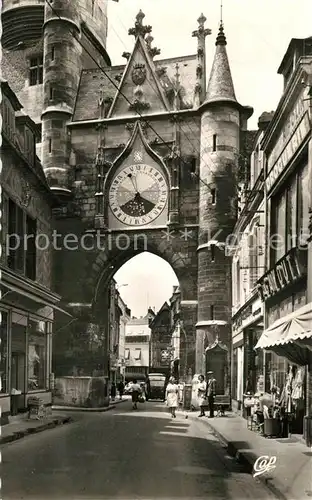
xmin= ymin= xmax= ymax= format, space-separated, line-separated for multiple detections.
xmin=52 ymin=397 xmax=127 ymax=412
xmin=189 ymin=411 xmax=312 ymax=500
xmin=0 ymin=412 xmax=73 ymax=445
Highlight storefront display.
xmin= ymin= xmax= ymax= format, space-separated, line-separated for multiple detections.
xmin=0 ymin=307 xmax=52 ymax=419
xmin=0 ymin=311 xmax=9 ymax=394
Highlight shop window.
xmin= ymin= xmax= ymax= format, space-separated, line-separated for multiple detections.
xmin=7 ymin=197 xmax=37 ymax=280
xmin=232 ymin=348 xmax=238 ymax=400
xmin=11 ymin=315 xmax=27 ymax=394
xmin=0 ymin=311 xmax=9 ymax=394
xmin=28 ymin=319 xmax=47 ymax=391
xmin=265 ymin=351 xmax=287 ymax=393
xmin=29 ymin=56 xmax=43 ymax=86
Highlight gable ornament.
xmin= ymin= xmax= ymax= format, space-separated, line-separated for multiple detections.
xmin=132 ymin=63 xmax=147 ymax=86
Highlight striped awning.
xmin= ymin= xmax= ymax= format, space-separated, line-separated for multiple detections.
xmin=255 ymin=302 xmax=312 ymax=349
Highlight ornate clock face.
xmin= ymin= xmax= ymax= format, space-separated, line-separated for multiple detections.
xmin=109 ymin=164 xmax=168 ymax=226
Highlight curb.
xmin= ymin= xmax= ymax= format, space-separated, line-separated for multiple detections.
xmin=51 ymin=400 xmax=127 ymax=412
xmin=0 ymin=416 xmax=73 ymax=445
xmin=203 ymin=420 xmax=288 ymax=500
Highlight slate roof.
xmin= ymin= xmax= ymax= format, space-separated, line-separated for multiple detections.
xmin=72 ymin=54 xmax=197 ymax=121
xmin=204 ymin=24 xmax=237 ymax=106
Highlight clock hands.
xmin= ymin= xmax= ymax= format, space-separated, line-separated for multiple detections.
xmin=127 ymin=173 xmax=139 ymax=194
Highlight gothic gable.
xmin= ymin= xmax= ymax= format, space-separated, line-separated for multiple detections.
xmin=108 ymin=35 xmax=170 ymax=118
xmin=104 ymin=121 xmax=170 ymax=230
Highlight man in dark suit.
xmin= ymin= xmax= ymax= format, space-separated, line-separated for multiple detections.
xmin=206 ymin=371 xmax=217 ymax=418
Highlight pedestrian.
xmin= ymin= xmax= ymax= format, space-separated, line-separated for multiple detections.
xmin=206 ymin=371 xmax=217 ymax=418
xmin=110 ymin=382 xmax=116 ymax=401
xmin=117 ymin=380 xmax=124 ymax=400
xmin=130 ymin=379 xmax=141 ymax=410
xmin=197 ymin=374 xmax=207 ymax=417
xmin=165 ymin=376 xmax=179 ymax=418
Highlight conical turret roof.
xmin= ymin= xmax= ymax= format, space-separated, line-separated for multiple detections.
xmin=204 ymin=23 xmax=237 ymax=106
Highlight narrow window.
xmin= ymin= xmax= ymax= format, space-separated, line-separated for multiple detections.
xmin=25 ymin=215 xmax=37 ymax=280
xmin=51 ymin=46 xmax=55 ymax=61
xmin=190 ymin=157 xmax=196 ymax=174
xmin=49 ymin=86 xmax=54 ymax=100
xmin=48 ymin=138 xmax=52 ymax=153
xmin=212 ymin=134 xmax=217 ymax=152
xmin=29 ymin=56 xmax=43 ymax=86
xmin=211 ymin=244 xmax=215 ymax=262
xmin=211 ymin=188 xmax=216 ymax=204
xmin=210 ymin=305 xmax=214 ymax=320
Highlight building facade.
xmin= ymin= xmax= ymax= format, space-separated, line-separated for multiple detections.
xmin=231 ymin=113 xmax=271 ymax=411
xmin=0 ymin=80 xmax=70 ymax=423
xmin=2 ymin=3 xmax=256 ymax=392
xmin=254 ymin=37 xmax=312 ymax=445
xmin=124 ymin=310 xmax=154 ymax=381
xmin=149 ymin=302 xmax=171 ymax=375
xmin=116 ymin=294 xmax=131 ymax=382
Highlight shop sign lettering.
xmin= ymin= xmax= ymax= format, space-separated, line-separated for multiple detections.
xmin=257 ymin=249 xmax=306 ymax=301
xmin=266 ymin=112 xmax=310 ymax=192
xmin=267 ymin=93 xmax=305 ymax=172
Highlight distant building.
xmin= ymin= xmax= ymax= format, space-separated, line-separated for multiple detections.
xmin=149 ymin=302 xmax=171 ymax=375
xmin=124 ymin=309 xmax=155 ymax=381
xmin=169 ymin=286 xmax=182 ymax=381
xmin=116 ymin=295 xmax=131 ymax=382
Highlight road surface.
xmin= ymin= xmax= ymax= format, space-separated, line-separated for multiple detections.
xmin=2 ymin=400 xmax=276 ymax=499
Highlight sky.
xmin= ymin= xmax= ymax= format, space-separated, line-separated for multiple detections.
xmin=109 ymin=0 xmax=311 ymax=317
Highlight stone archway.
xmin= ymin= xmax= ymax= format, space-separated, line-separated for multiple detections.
xmin=89 ymin=229 xmax=198 ymax=388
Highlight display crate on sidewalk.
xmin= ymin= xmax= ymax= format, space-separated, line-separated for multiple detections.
xmin=28 ymin=397 xmax=46 ymax=420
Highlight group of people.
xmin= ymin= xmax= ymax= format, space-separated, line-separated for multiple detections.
xmin=110 ymin=381 xmax=125 ymax=401
xmin=111 ymin=372 xmax=217 ymax=418
xmin=197 ymin=371 xmax=216 ymax=418
xmin=165 ymin=371 xmax=216 ymax=419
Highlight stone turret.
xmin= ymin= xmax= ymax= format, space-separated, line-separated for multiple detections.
xmin=196 ymin=23 xmax=253 ymax=382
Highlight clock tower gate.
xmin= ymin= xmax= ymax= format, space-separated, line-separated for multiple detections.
xmin=50 ymin=11 xmax=253 ymax=403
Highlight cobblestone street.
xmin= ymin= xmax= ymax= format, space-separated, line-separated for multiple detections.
xmin=1 ymin=401 xmax=276 ymax=500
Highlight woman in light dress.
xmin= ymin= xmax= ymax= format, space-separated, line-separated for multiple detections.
xmin=197 ymin=374 xmax=207 ymax=417
xmin=166 ymin=376 xmax=179 ymax=418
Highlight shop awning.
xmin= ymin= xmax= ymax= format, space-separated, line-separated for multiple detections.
xmin=255 ymin=302 xmax=312 ymax=350
xmin=1 ymin=281 xmax=72 ymax=317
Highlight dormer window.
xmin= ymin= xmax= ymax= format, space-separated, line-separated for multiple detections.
xmin=2 ymin=97 xmax=15 ymax=140
xmin=24 ymin=127 xmax=35 ymax=165
xmin=29 ymin=56 xmax=43 ymax=86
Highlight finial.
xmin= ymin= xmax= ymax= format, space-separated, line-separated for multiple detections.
xmin=175 ymin=62 xmax=180 ymax=88
xmin=145 ymin=34 xmax=161 ymax=59
xmin=220 ymin=0 xmax=223 ymax=26
xmin=216 ymin=22 xmax=227 ymax=45
xmin=192 ymin=13 xmax=211 ymax=38
xmin=128 ymin=10 xmax=152 ymax=39
xmin=198 ymin=13 xmax=207 ymax=27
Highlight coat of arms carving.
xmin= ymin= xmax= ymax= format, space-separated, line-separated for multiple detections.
xmin=132 ymin=63 xmax=147 ymax=85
